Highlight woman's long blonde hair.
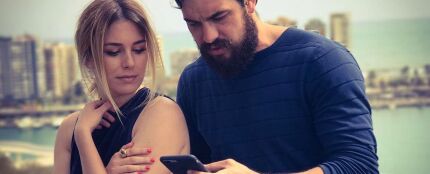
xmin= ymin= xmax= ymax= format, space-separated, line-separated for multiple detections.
xmin=75 ymin=0 xmax=163 ymax=117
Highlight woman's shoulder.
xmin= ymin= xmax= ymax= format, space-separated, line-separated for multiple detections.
xmin=59 ymin=111 xmax=80 ymax=131
xmin=55 ymin=111 xmax=80 ymax=152
xmin=57 ymin=112 xmax=80 ymax=143
xmin=132 ymin=95 xmax=186 ymax=135
xmin=142 ymin=96 xmax=183 ymax=122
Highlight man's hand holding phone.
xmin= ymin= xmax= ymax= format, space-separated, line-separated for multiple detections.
xmin=188 ymin=158 xmax=258 ymax=174
xmin=161 ymin=155 xmax=258 ymax=174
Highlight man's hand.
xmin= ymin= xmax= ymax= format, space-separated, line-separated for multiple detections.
xmin=189 ymin=159 xmax=258 ymax=174
xmin=106 ymin=142 xmax=155 ymax=174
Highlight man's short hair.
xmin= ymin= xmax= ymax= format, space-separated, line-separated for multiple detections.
xmin=174 ymin=0 xmax=257 ymax=9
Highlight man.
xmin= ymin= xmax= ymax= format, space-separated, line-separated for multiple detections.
xmin=175 ymin=0 xmax=379 ymax=173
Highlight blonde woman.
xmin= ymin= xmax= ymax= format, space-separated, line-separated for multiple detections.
xmin=53 ymin=0 xmax=189 ymax=173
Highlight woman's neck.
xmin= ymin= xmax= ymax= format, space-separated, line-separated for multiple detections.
xmin=111 ymin=89 xmax=140 ymax=108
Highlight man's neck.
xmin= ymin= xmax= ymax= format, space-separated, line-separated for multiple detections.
xmin=255 ymin=19 xmax=288 ymax=52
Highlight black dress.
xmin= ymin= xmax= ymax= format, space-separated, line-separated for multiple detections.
xmin=70 ymin=88 xmax=150 ymax=174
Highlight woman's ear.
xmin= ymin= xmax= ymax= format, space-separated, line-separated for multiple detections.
xmin=85 ymin=59 xmax=95 ymax=70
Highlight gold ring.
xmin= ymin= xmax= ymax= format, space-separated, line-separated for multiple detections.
xmin=119 ymin=148 xmax=128 ymax=158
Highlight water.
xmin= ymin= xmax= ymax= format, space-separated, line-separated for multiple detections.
xmin=373 ymin=108 xmax=430 ymax=174
xmin=0 ymin=126 xmax=57 ymax=146
xmin=0 ymin=108 xmax=429 ymax=173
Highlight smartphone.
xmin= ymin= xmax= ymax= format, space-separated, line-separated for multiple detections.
xmin=160 ymin=155 xmax=209 ymax=174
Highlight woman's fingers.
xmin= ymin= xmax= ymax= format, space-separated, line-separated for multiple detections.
xmin=127 ymin=147 xmax=152 ymax=157
xmin=104 ymin=111 xmax=116 ymax=123
xmin=100 ymin=118 xmax=111 ymax=128
xmin=121 ymin=142 xmax=134 ymax=149
xmin=112 ymin=164 xmax=150 ymax=174
xmin=96 ymin=101 xmax=112 ymax=114
xmin=118 ymin=156 xmax=155 ymax=166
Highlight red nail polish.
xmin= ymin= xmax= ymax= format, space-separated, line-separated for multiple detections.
xmin=145 ymin=166 xmax=150 ymax=171
xmin=147 ymin=148 xmax=152 ymax=153
xmin=150 ymin=157 xmax=155 ymax=163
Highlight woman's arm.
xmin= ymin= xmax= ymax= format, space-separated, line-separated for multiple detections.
xmin=131 ymin=96 xmax=190 ymax=174
xmin=53 ymin=112 xmax=79 ymax=174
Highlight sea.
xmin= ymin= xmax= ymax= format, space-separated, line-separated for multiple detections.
xmin=1 ymin=18 xmax=430 ymax=173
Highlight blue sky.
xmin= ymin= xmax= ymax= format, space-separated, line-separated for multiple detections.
xmin=1 ymin=0 xmax=429 ymax=40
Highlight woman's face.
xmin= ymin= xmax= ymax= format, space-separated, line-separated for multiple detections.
xmin=102 ymin=19 xmax=148 ymax=98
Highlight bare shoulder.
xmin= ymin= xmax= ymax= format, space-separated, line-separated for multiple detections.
xmin=134 ymin=96 xmax=185 ymax=130
xmin=132 ymin=95 xmax=188 ymax=142
xmin=55 ymin=111 xmax=80 ymax=150
xmin=145 ymin=96 xmax=183 ymax=118
xmin=58 ymin=111 xmax=80 ymax=133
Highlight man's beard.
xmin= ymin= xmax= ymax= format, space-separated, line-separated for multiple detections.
xmin=199 ymin=11 xmax=258 ymax=78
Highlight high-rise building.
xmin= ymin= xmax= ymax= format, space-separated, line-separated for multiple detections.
xmin=330 ymin=13 xmax=350 ymax=48
xmin=0 ymin=37 xmax=12 ymax=101
xmin=305 ymin=18 xmax=326 ymax=36
xmin=44 ymin=43 xmax=80 ymax=99
xmin=8 ymin=35 xmax=41 ymax=102
xmin=170 ymin=49 xmax=199 ymax=75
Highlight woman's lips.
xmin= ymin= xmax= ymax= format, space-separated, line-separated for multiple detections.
xmin=116 ymin=75 xmax=137 ymax=83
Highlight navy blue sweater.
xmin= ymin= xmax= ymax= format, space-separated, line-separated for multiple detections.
xmin=176 ymin=28 xmax=378 ymax=173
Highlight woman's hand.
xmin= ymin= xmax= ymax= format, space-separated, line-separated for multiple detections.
xmin=76 ymin=100 xmax=112 ymax=133
xmin=106 ymin=142 xmax=154 ymax=174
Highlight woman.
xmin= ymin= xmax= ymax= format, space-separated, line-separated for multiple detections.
xmin=53 ymin=0 xmax=189 ymax=173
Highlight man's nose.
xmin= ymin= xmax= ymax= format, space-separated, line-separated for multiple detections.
xmin=202 ymin=23 xmax=219 ymax=44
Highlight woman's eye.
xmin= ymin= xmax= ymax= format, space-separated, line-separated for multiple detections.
xmin=133 ymin=48 xmax=146 ymax=54
xmin=105 ymin=51 xmax=120 ymax=56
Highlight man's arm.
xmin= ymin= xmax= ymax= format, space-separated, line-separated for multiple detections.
xmin=305 ymin=47 xmax=378 ymax=174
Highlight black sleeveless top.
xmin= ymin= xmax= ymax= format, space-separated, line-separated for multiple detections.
xmin=70 ymin=88 xmax=151 ymax=174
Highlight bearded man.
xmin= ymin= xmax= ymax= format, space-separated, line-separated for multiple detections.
xmin=175 ymin=0 xmax=379 ymax=173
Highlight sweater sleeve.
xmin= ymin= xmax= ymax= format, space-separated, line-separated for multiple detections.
xmin=305 ymin=46 xmax=379 ymax=174
xmin=176 ymin=69 xmax=212 ymax=164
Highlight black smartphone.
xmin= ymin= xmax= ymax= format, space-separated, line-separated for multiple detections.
xmin=160 ymin=155 xmax=209 ymax=174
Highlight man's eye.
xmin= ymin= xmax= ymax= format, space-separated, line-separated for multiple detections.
xmin=187 ymin=22 xmax=200 ymax=27
xmin=213 ymin=15 xmax=225 ymax=21
xmin=105 ymin=51 xmax=120 ymax=56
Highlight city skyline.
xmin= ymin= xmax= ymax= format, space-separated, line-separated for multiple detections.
xmin=1 ymin=0 xmax=429 ymax=40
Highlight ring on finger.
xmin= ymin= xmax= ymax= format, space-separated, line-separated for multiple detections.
xmin=119 ymin=148 xmax=128 ymax=158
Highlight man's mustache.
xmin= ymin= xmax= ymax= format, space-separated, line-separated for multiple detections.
xmin=200 ymin=38 xmax=232 ymax=52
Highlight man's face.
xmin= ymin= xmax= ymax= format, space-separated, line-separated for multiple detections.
xmin=181 ymin=0 xmax=258 ymax=78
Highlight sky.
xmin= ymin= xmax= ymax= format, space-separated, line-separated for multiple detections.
xmin=1 ymin=0 xmax=430 ymax=40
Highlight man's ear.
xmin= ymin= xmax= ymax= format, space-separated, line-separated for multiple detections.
xmin=245 ymin=0 xmax=257 ymax=14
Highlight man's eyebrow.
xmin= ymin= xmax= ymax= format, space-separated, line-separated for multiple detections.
xmin=208 ymin=10 xmax=229 ymax=20
xmin=183 ymin=10 xmax=230 ymax=23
